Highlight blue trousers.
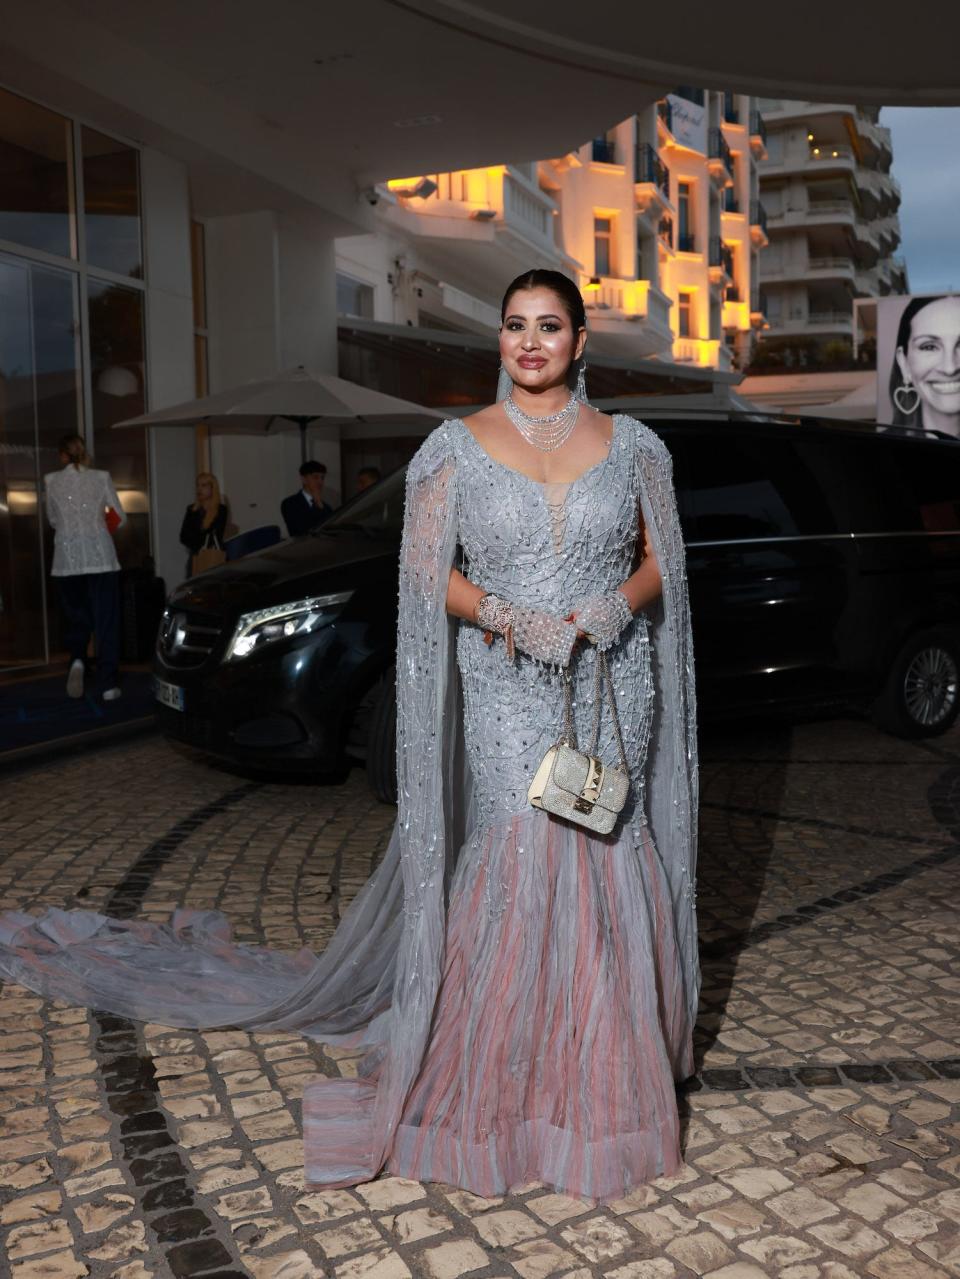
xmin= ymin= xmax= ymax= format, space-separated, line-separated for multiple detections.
xmin=57 ymin=571 xmax=121 ymax=689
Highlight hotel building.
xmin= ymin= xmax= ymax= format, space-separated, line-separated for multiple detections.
xmin=336 ymin=88 xmax=769 ymax=378
xmin=755 ymin=100 xmax=908 ymax=361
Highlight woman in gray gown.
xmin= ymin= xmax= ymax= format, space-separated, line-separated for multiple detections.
xmin=0 ymin=269 xmax=698 ymax=1203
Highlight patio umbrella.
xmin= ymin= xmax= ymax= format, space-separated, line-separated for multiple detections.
xmin=113 ymin=366 xmax=450 ymax=461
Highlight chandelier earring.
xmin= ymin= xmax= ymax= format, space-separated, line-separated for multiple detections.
xmin=893 ymin=381 xmax=920 ymax=416
xmin=574 ymin=358 xmax=588 ymax=403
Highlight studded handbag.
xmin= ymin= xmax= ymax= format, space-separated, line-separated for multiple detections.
xmin=527 ymin=649 xmax=630 ymax=835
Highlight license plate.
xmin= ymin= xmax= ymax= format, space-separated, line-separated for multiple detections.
xmin=154 ymin=678 xmax=185 ymax=712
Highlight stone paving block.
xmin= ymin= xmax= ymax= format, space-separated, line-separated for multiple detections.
xmin=866 ymin=1244 xmax=953 ymax=1278
xmin=10 ymin=1250 xmax=89 ymax=1279
xmin=356 ymin=1178 xmax=427 ymax=1211
xmin=317 ymin=1218 xmax=386 ymax=1258
xmin=525 ymin=1192 xmax=593 ymax=1224
xmin=381 ymin=1206 xmax=452 ymax=1243
xmin=559 ymin=1214 xmax=634 ymax=1263
xmin=510 ymin=1237 xmax=581 ymax=1279
xmin=246 ymin=1249 xmax=321 ymax=1278
xmin=421 ymin=1238 xmax=489 ymax=1278
xmin=0 ymin=1191 xmax=61 ymax=1226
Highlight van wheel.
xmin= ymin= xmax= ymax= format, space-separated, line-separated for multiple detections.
xmin=365 ymin=667 xmax=398 ymax=804
xmin=874 ymin=628 xmax=960 ymax=739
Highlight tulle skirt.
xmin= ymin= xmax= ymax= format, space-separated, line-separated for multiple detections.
xmin=306 ymin=809 xmax=693 ymax=1203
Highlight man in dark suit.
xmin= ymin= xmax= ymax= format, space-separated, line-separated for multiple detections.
xmin=281 ymin=460 xmax=334 ymax=537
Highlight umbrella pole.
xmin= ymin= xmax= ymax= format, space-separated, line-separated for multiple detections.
xmin=299 ymin=419 xmax=308 ymax=465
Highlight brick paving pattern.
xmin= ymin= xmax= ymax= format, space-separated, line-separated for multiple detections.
xmin=1 ymin=717 xmax=958 ymax=1278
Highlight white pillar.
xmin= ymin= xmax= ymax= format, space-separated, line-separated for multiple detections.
xmin=205 ymin=211 xmax=341 ymax=531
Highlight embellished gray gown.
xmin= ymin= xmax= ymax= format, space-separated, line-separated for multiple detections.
xmin=0 ymin=413 xmax=698 ymax=1203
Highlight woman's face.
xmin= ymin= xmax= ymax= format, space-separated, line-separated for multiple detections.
xmin=197 ymin=477 xmax=213 ymax=503
xmin=897 ymin=296 xmax=960 ymax=419
xmin=499 ymin=287 xmax=586 ymax=395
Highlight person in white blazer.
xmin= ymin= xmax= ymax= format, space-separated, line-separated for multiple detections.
xmin=45 ymin=434 xmax=126 ymax=700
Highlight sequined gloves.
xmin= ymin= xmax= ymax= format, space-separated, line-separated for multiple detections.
xmin=475 ymin=594 xmax=578 ymax=667
xmin=571 ymin=590 xmax=634 ymax=651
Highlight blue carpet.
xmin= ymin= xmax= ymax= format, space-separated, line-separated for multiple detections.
xmin=0 ymin=671 xmax=156 ymax=756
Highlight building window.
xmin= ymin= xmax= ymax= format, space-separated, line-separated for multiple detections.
xmin=81 ymin=127 xmax=142 ymax=278
xmin=594 ymin=217 xmax=613 ymax=276
xmin=0 ymin=89 xmax=75 ymax=259
xmin=336 ymin=272 xmax=375 ymax=319
xmin=0 ymin=85 xmax=148 ymax=670
xmin=678 ymin=290 xmax=694 ymax=337
xmin=677 ymin=183 xmax=695 ymax=252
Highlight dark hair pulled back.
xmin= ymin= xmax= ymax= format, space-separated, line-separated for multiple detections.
xmin=500 ymin=269 xmax=586 ymax=333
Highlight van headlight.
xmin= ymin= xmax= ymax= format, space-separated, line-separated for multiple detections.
xmin=225 ymin=592 xmax=353 ymax=662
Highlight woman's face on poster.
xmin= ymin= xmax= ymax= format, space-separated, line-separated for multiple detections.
xmin=897 ymin=296 xmax=960 ymax=420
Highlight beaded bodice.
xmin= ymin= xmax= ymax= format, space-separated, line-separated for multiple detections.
xmin=450 ymin=416 xmax=654 ymax=829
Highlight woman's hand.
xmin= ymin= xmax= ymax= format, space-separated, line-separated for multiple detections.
xmin=476 ymin=594 xmax=577 ymax=667
xmin=568 ymin=591 xmax=634 ymax=650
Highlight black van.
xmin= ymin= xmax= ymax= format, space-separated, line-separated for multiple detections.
xmin=154 ymin=416 xmax=960 ymax=800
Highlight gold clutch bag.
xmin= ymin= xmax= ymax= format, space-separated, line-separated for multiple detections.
xmin=527 ymin=649 xmax=630 ymax=835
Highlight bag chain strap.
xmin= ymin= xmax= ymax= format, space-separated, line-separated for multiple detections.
xmin=561 ymin=650 xmax=629 ymax=775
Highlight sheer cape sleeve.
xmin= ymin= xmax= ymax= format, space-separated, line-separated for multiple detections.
xmin=629 ymin=418 xmax=700 ymax=1023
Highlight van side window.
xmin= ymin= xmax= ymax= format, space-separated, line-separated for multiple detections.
xmin=848 ymin=440 xmax=960 ymax=534
xmin=685 ymin=433 xmax=838 ymax=541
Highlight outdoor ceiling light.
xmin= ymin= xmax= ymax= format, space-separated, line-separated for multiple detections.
xmin=392 ymin=177 xmax=438 ymax=199
xmin=470 ymin=208 xmax=497 ymax=220
xmin=584 ymin=277 xmax=602 ymax=291
xmin=225 ymin=592 xmax=353 ymax=662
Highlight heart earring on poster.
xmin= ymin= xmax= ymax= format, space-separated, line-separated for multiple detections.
xmin=893 ymin=381 xmax=921 ymax=415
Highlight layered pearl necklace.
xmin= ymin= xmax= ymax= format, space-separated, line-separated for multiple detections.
xmin=503 ymin=392 xmax=580 ymax=452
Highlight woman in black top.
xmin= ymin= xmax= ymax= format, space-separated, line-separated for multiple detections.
xmin=180 ymin=472 xmax=228 ymax=577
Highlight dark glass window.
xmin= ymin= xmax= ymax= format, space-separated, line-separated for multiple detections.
xmin=81 ymin=127 xmax=142 ymax=278
xmin=0 ymin=87 xmax=74 ymax=259
xmin=846 ymin=437 xmax=960 ymax=533
xmin=678 ymin=292 xmax=693 ymax=338
xmin=88 ymin=280 xmax=149 ymax=566
xmin=0 ymin=255 xmax=82 ymax=666
xmin=685 ymin=433 xmax=839 ymax=541
xmin=336 ymin=273 xmax=374 ymax=319
xmin=594 ymin=217 xmax=612 ymax=276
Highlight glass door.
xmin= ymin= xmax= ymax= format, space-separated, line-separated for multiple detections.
xmin=0 ymin=253 xmax=83 ymax=669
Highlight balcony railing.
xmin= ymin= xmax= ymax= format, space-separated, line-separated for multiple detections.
xmin=807 ymin=255 xmax=854 ymax=273
xmin=808 ymin=143 xmax=854 ymax=163
xmin=722 ymin=189 xmax=741 ymax=214
xmin=806 ymin=199 xmax=856 ymax=217
xmin=749 ymin=110 xmax=767 ymax=146
xmin=591 ymin=138 xmax=617 ymax=165
xmin=635 ymin=142 xmax=669 ymax=197
xmin=749 ymin=200 xmax=768 ymax=234
xmin=677 ymin=231 xmax=696 ymax=253
xmin=708 ymin=128 xmax=734 ymax=177
xmin=658 ymin=214 xmax=674 ymax=248
xmin=673 ymin=86 xmax=705 ymax=106
xmin=709 ymin=236 xmax=735 ymax=278
xmin=723 ymin=92 xmax=740 ymax=124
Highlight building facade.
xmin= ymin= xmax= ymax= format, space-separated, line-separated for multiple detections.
xmin=755 ymin=100 xmax=907 ymax=366
xmin=335 ymin=89 xmax=769 ymax=375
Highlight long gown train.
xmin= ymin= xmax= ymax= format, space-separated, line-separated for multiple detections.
xmin=0 ymin=412 xmax=699 ymax=1202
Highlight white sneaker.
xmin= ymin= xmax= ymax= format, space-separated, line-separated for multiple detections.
xmin=66 ymin=659 xmax=84 ymax=698
xmin=102 ymin=687 xmax=122 ymax=702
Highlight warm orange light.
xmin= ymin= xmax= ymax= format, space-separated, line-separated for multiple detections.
xmin=807 ymin=132 xmax=815 ymax=142
xmin=584 ymin=277 xmax=602 ymax=292
xmin=812 ymin=147 xmax=821 ymax=156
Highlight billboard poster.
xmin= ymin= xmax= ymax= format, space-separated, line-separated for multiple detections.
xmin=876 ymin=293 xmax=960 ymax=436
xmin=666 ymin=93 xmax=707 ymax=155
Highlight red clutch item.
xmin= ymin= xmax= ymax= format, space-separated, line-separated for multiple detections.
xmin=104 ymin=506 xmax=122 ymax=535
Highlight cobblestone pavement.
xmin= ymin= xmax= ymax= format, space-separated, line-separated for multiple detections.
xmin=1 ymin=717 xmax=958 ymax=1279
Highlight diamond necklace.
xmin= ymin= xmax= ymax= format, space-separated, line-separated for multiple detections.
xmin=503 ymin=392 xmax=580 ymax=452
